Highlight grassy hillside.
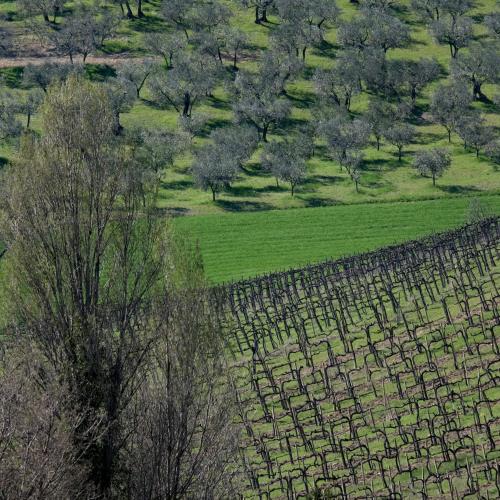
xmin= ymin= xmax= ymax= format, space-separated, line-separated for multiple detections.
xmin=175 ymin=195 xmax=500 ymax=282
xmin=1 ymin=0 xmax=499 ymax=215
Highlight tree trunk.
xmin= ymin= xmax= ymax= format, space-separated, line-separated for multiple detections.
xmin=255 ymin=6 xmax=260 ymax=23
xmin=137 ymin=0 xmax=145 ymax=17
xmin=398 ymin=147 xmax=402 ymax=161
xmin=261 ymin=8 xmax=268 ymax=22
xmin=26 ymin=112 xmax=31 ymax=129
xmin=302 ymin=46 xmax=307 ymax=61
xmin=291 ymin=183 xmax=295 ymax=196
xmin=233 ymin=51 xmax=238 ymax=69
xmin=262 ymin=124 xmax=269 ymax=142
xmin=182 ymin=92 xmax=191 ymax=116
xmin=43 ymin=13 xmax=50 ymax=22
xmin=447 ymin=128 xmax=451 ymax=143
xmin=212 ymin=188 xmax=216 ymax=201
xmin=376 ymin=136 xmax=381 ymax=150
xmin=432 ymin=174 xmax=436 ymax=186
xmin=125 ymin=1 xmax=134 ymax=19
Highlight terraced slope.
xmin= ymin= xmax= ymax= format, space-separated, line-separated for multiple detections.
xmin=218 ymin=218 xmax=500 ymax=498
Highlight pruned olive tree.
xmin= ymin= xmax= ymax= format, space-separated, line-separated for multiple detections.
xmin=233 ymin=67 xmax=292 ymax=142
xmin=413 ymin=147 xmax=451 ymax=185
xmin=319 ymin=114 xmax=370 ymax=172
xmin=261 ymin=133 xmax=313 ymax=194
xmin=430 ymin=79 xmax=471 ymax=142
xmin=451 ymin=42 xmax=500 ymax=101
xmin=148 ymin=52 xmax=220 ymax=116
xmin=383 ymin=122 xmax=415 ymax=161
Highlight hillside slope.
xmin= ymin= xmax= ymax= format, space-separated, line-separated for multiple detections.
xmin=218 ymin=218 xmax=500 ymax=498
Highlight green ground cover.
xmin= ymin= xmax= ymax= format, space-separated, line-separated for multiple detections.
xmin=1 ymin=0 xmax=499 ymax=216
xmin=174 ymin=195 xmax=500 ymax=282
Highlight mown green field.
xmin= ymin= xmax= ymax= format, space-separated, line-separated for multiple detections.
xmin=174 ymin=195 xmax=500 ymax=282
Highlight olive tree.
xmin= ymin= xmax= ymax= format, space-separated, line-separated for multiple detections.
xmin=399 ymin=58 xmax=441 ymax=106
xmin=19 ymin=88 xmax=44 ymax=128
xmin=455 ymin=112 xmax=495 ymax=157
xmin=261 ymin=133 xmax=313 ymax=194
xmin=192 ymin=146 xmax=239 ymax=201
xmin=50 ymin=7 xmax=118 ymax=62
xmin=0 ymin=92 xmax=23 ymax=139
xmin=485 ymin=12 xmax=500 ymax=37
xmin=430 ymin=80 xmax=471 ymax=142
xmin=431 ymin=15 xmax=473 ymax=57
xmin=116 ymin=59 xmax=154 ymax=98
xmin=364 ymin=98 xmax=393 ymax=150
xmin=241 ymin=0 xmax=275 ymax=23
xmin=17 ymin=0 xmax=64 ymax=23
xmin=148 ymin=52 xmax=220 ymax=116
xmin=192 ymin=125 xmax=259 ymax=200
xmin=384 ymin=122 xmax=415 ymax=161
xmin=319 ymin=115 xmax=370 ymax=172
xmin=102 ymin=77 xmax=136 ymax=133
xmin=144 ymin=32 xmax=187 ymax=68
xmin=413 ymin=147 xmax=451 ymax=185
xmin=23 ymin=62 xmax=79 ymax=92
xmin=313 ymin=52 xmax=362 ymax=111
xmin=338 ymin=9 xmax=409 ymax=53
xmin=233 ymin=68 xmax=292 ymax=142
xmin=451 ymin=42 xmax=500 ymax=101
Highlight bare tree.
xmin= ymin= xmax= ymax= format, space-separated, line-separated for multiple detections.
xmin=123 ymin=283 xmax=242 ymax=499
xmin=0 ymin=75 xmax=170 ymax=496
xmin=0 ymin=340 xmax=99 ymax=499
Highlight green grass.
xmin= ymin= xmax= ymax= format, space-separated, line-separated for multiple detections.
xmin=2 ymin=0 xmax=499 ymax=216
xmin=174 ymin=195 xmax=500 ymax=283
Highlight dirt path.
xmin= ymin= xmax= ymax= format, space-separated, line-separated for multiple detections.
xmin=0 ymin=54 xmax=146 ymax=68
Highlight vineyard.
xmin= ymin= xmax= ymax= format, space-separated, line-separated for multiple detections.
xmin=217 ymin=218 xmax=500 ymax=498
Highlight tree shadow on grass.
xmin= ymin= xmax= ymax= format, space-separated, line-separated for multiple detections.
xmin=0 ymin=67 xmax=23 ymax=88
xmin=436 ymin=185 xmax=482 ymax=195
xmin=286 ymin=89 xmax=317 ymax=109
xmin=198 ymin=118 xmax=234 ymax=137
xmin=161 ymin=179 xmax=194 ymax=190
xmin=129 ymin=15 xmax=168 ymax=33
xmin=153 ymin=206 xmax=190 ymax=217
xmin=215 ymin=200 xmax=273 ymax=212
xmin=85 ymin=64 xmax=116 ymax=82
xmin=363 ymin=157 xmax=401 ymax=172
xmin=301 ymin=196 xmax=342 ymax=208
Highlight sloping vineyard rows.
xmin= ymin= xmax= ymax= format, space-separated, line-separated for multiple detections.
xmin=216 ymin=218 xmax=500 ymax=498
